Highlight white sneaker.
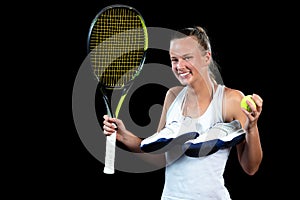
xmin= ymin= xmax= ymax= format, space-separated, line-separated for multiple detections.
xmin=183 ymin=120 xmax=246 ymax=157
xmin=140 ymin=121 xmax=199 ymax=153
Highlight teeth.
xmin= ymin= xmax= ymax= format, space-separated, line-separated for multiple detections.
xmin=180 ymin=72 xmax=190 ymax=77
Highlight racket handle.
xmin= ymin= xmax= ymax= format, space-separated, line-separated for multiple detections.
xmin=103 ymin=131 xmax=116 ymax=174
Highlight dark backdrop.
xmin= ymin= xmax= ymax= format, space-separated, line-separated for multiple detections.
xmin=14 ymin=0 xmax=295 ymax=199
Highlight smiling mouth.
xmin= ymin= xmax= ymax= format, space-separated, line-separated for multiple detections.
xmin=179 ymin=71 xmax=191 ymax=78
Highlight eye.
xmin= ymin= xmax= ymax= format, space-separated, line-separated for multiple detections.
xmin=171 ymin=58 xmax=178 ymax=63
xmin=184 ymin=56 xmax=192 ymax=61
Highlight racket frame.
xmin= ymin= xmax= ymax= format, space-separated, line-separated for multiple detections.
xmin=87 ymin=4 xmax=148 ymax=174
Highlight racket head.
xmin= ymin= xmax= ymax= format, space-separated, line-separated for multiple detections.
xmin=87 ymin=4 xmax=148 ymax=89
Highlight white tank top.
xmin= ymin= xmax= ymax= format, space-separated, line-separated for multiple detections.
xmin=161 ymin=84 xmax=232 ymax=200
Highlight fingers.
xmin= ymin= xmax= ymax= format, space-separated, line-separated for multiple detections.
xmin=103 ymin=115 xmax=117 ymax=136
xmin=252 ymin=94 xmax=263 ymax=108
xmin=242 ymin=94 xmax=263 ymax=121
xmin=251 ymin=94 xmax=263 ymax=115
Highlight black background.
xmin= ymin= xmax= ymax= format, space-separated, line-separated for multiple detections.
xmin=11 ymin=0 xmax=297 ymax=199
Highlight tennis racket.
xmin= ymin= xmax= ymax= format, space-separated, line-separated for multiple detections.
xmin=87 ymin=4 xmax=148 ymax=174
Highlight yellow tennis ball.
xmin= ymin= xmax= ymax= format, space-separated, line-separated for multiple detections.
xmin=240 ymin=95 xmax=256 ymax=112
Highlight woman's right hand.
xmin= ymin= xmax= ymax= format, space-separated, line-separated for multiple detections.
xmin=103 ymin=115 xmax=143 ymax=153
xmin=103 ymin=115 xmax=126 ymax=140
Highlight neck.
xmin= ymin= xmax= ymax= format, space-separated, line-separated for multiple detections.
xmin=187 ymin=77 xmax=215 ymax=100
xmin=183 ymin=80 xmax=216 ymax=118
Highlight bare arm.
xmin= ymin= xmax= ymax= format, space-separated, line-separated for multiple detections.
xmin=224 ymin=89 xmax=263 ymax=175
xmin=238 ymin=93 xmax=263 ymax=175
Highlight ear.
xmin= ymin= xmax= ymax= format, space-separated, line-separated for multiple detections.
xmin=204 ymin=51 xmax=211 ymax=65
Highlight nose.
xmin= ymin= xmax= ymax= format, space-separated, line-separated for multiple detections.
xmin=176 ymin=59 xmax=187 ymax=70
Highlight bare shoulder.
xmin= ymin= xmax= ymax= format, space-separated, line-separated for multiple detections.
xmin=163 ymin=86 xmax=185 ymax=108
xmin=157 ymin=86 xmax=185 ymax=131
xmin=224 ymin=86 xmax=245 ymax=102
xmin=223 ymin=86 xmax=247 ymax=122
xmin=166 ymin=86 xmax=185 ymax=99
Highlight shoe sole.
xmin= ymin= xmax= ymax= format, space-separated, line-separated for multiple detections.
xmin=141 ymin=132 xmax=199 ymax=154
xmin=183 ymin=132 xmax=245 ymax=157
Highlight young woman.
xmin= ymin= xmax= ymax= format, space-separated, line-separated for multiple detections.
xmin=103 ymin=26 xmax=263 ymax=200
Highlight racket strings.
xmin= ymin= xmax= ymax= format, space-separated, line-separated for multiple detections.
xmin=89 ymin=7 xmax=147 ymax=88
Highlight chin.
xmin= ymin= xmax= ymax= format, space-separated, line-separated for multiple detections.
xmin=179 ymin=80 xmax=189 ymax=86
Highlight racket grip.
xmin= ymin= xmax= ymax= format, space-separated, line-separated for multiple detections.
xmin=103 ymin=131 xmax=116 ymax=174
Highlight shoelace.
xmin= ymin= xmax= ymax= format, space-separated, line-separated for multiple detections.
xmin=209 ymin=121 xmax=241 ymax=137
xmin=163 ymin=121 xmax=179 ymax=135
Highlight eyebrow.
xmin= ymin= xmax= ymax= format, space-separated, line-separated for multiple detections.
xmin=170 ymin=53 xmax=193 ymax=57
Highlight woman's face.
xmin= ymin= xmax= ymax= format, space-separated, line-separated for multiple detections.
xmin=169 ymin=36 xmax=210 ymax=86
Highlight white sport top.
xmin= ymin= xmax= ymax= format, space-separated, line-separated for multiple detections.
xmin=161 ymin=84 xmax=232 ymax=200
